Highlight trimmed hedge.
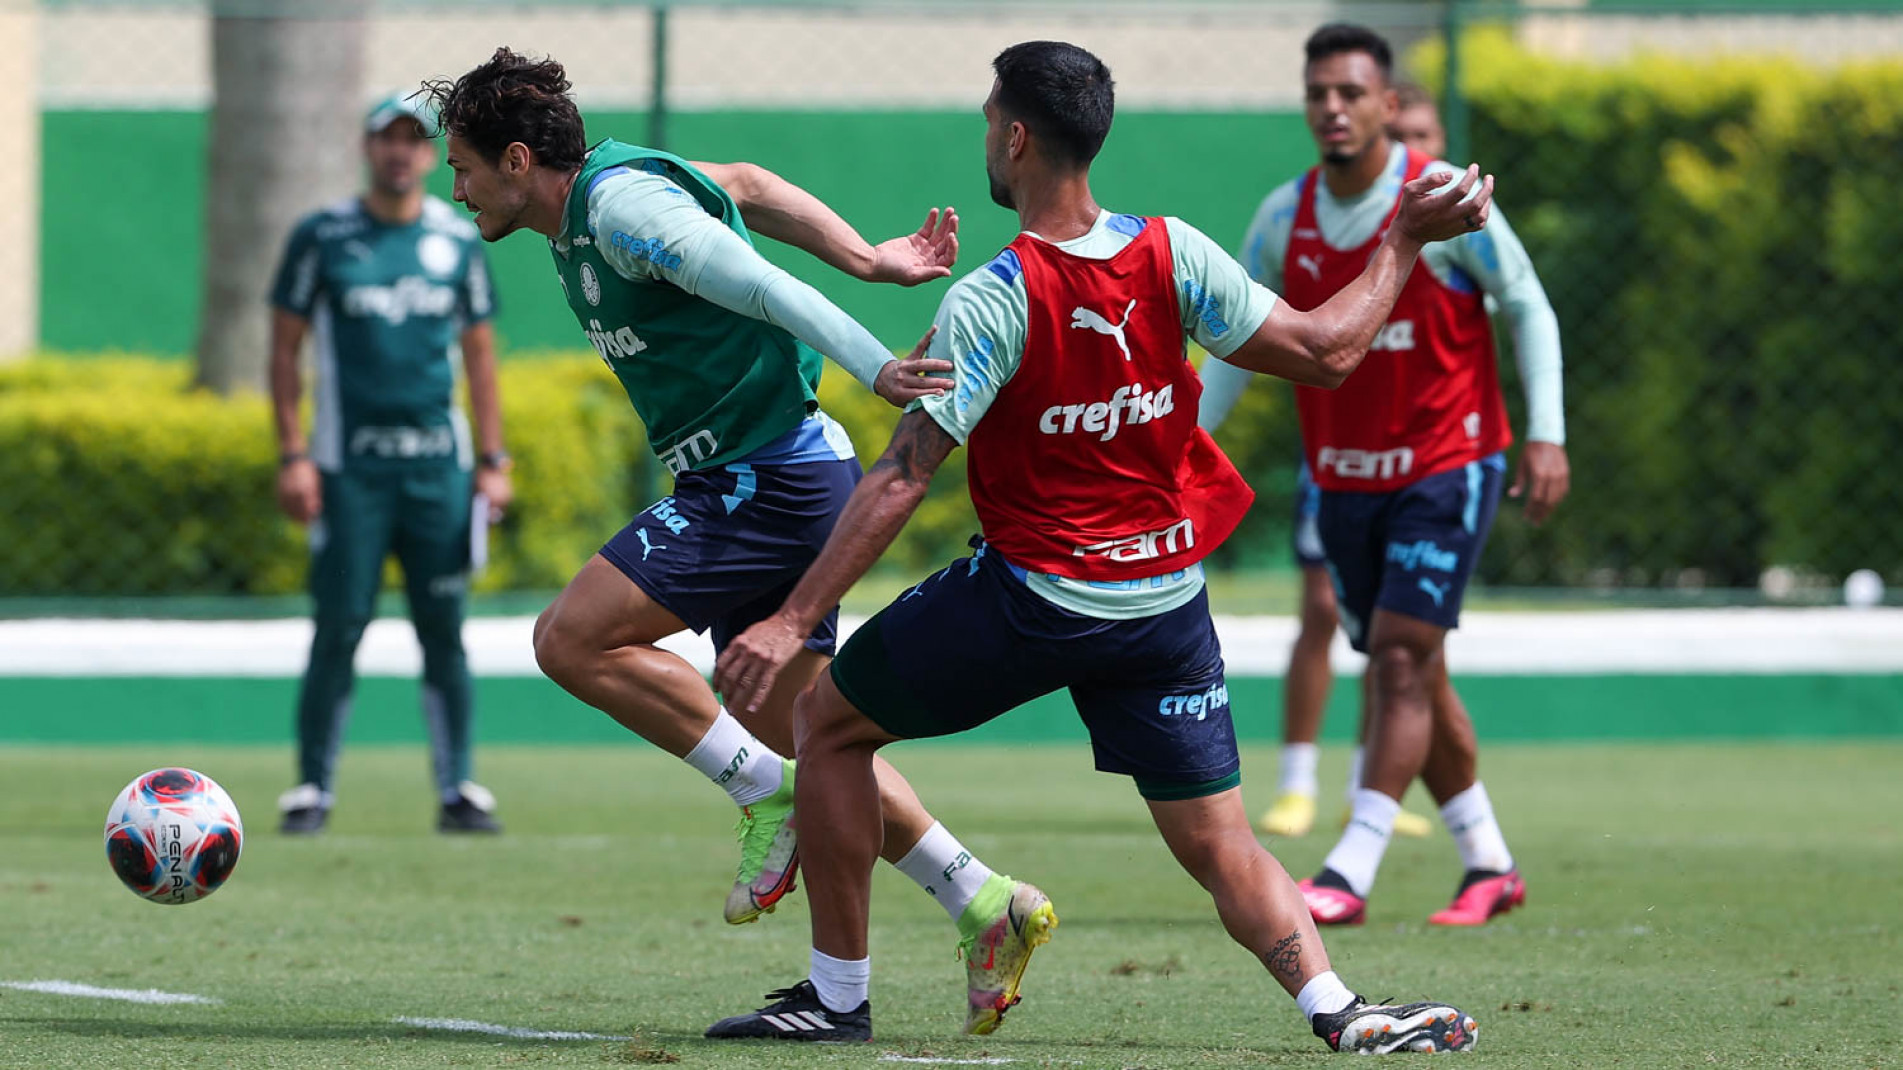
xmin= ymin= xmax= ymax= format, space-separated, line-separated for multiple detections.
xmin=0 ymin=354 xmax=1076 ymax=595
xmin=0 ymin=357 xmax=641 ymax=596
xmin=1418 ymin=31 xmax=1903 ymax=587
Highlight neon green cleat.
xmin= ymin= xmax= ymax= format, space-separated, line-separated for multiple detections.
xmin=723 ymin=759 xmax=799 ymax=925
xmin=956 ymin=876 xmax=1058 ymax=1035
xmin=1258 ymin=791 xmax=1317 ymax=837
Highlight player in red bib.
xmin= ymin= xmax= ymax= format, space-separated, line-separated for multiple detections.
xmin=705 ymin=40 xmax=1489 ymax=1053
xmin=1203 ymin=24 xmax=1571 ymax=929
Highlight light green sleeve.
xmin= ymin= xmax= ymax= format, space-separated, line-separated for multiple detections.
xmin=1423 ymin=163 xmax=1566 ymax=445
xmin=1238 ymin=181 xmax=1299 ymax=294
xmin=1164 ymin=217 xmax=1278 ymax=360
xmin=588 ymin=169 xmax=894 ymax=390
xmin=913 ymin=265 xmax=1028 ymax=445
xmin=1198 ymin=186 xmax=1298 ymax=431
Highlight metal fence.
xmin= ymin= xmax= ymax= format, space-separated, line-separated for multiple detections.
xmin=10 ymin=0 xmax=1903 ymax=602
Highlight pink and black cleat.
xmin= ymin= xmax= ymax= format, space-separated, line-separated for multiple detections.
xmin=1428 ymin=868 xmax=1526 ymax=926
xmin=1297 ymin=873 xmax=1367 ymax=927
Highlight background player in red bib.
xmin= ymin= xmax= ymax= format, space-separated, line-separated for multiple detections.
xmin=705 ymin=40 xmax=1491 ymax=1053
xmin=1203 ymin=80 xmax=1448 ymax=845
xmin=1203 ymin=23 xmax=1570 ymax=928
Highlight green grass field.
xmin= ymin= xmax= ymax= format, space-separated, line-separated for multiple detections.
xmin=1 ymin=741 xmax=1897 ymax=1069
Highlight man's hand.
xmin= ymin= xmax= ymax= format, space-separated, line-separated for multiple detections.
xmin=874 ymin=326 xmax=953 ymax=408
xmin=864 ymin=207 xmax=959 ymax=286
xmin=276 ymin=458 xmax=321 ymax=524
xmin=1510 ymin=440 xmax=1570 ymax=526
xmin=1394 ymin=164 xmax=1494 ymax=246
xmin=714 ymin=612 xmax=811 ymax=714
xmin=475 ymin=466 xmax=514 ymax=522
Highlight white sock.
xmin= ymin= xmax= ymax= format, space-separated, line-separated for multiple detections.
xmin=1440 ymin=782 xmax=1514 ymax=874
xmin=682 ymin=710 xmax=784 ymax=806
xmin=1322 ymin=789 xmax=1400 ymax=898
xmin=1345 ymin=746 xmax=1366 ymax=800
xmin=809 ymin=948 xmax=870 ymax=1013
xmin=1279 ymin=742 xmax=1320 ymax=797
xmin=892 ymin=821 xmax=995 ymax=922
xmin=1295 ymin=970 xmax=1358 ymax=1020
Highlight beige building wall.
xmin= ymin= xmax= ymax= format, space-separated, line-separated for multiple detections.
xmin=1 ymin=2 xmax=38 ymax=360
xmin=35 ymin=5 xmax=1903 ymax=115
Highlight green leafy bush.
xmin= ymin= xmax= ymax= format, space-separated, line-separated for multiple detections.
xmin=0 ymin=357 xmax=642 ymax=596
xmin=1415 ymin=32 xmax=1903 ymax=586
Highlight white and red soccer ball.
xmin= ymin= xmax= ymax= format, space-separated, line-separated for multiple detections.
xmin=103 ymin=768 xmax=244 ymax=905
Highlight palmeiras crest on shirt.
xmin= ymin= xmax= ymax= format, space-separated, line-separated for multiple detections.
xmin=579 ymin=263 xmax=602 ymax=306
xmin=417 ymin=232 xmax=460 ymax=277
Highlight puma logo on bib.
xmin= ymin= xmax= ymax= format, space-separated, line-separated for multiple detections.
xmin=1069 ymin=299 xmax=1138 ymax=361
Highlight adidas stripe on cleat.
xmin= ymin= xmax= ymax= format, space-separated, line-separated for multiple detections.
xmin=1312 ymin=998 xmax=1479 ymax=1054
xmin=704 ymin=980 xmax=871 ymax=1042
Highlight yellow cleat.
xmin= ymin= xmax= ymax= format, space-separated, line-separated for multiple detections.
xmin=1392 ymin=808 xmax=1434 ymax=839
xmin=1258 ymin=791 xmax=1317 ymax=837
xmin=1336 ymin=804 xmax=1435 ymax=839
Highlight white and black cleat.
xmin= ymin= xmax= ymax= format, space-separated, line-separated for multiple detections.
xmin=1313 ymin=997 xmax=1478 ymax=1053
xmin=705 ymin=980 xmax=871 ymax=1042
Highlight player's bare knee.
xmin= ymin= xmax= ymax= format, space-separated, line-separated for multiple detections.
xmin=1174 ymin=824 xmax=1260 ymax=891
xmin=531 ymin=600 xmax=558 ymax=651
xmin=531 ymin=605 xmax=587 ymax=686
xmin=794 ymin=685 xmax=885 ymax=760
xmin=1367 ymin=644 xmax=1434 ymax=702
xmin=1296 ymin=604 xmax=1337 ymax=646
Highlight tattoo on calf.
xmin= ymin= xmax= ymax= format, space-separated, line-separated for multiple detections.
xmin=1264 ymin=929 xmax=1303 ymax=982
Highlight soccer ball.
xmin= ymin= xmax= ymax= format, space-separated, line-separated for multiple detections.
xmin=103 ymin=768 xmax=244 ymax=905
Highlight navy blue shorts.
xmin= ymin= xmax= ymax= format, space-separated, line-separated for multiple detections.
xmin=829 ymin=544 xmax=1240 ymax=797
xmin=1291 ymin=459 xmax=1326 ymax=568
xmin=600 ymin=458 xmax=860 ymax=655
xmin=1317 ymin=454 xmax=1506 ymax=652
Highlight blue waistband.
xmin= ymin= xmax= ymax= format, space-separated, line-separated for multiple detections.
xmin=736 ymin=412 xmax=854 ymax=466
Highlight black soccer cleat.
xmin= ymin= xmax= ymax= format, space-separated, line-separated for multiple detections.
xmin=279 ymin=806 xmax=329 ymax=835
xmin=278 ymin=783 xmax=330 ymax=835
xmin=705 ymin=980 xmax=872 ymax=1042
xmin=437 ymin=781 xmax=503 ymax=834
xmin=1312 ymin=997 xmax=1478 ymax=1053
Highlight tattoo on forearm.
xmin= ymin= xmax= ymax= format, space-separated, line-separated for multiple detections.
xmin=869 ymin=411 xmax=950 ymax=484
xmin=1264 ymin=929 xmax=1303 ymax=982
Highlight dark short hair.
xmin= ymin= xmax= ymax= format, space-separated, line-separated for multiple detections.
xmin=992 ymin=41 xmax=1115 ymax=168
xmin=1304 ymin=23 xmax=1393 ymax=80
xmin=1394 ymin=81 xmax=1436 ymax=111
xmin=422 ymin=47 xmax=587 ymax=170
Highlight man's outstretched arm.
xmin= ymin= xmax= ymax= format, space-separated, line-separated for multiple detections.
xmin=590 ymin=170 xmax=952 ymax=406
xmin=695 ymin=161 xmax=958 ymax=286
xmin=716 ymin=355 xmax=957 ymax=712
xmin=1220 ymin=165 xmax=1494 ymax=389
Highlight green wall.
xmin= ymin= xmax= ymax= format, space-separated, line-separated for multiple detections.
xmin=40 ymin=108 xmax=1314 ymax=355
xmin=5 ymin=673 xmax=1901 ymax=744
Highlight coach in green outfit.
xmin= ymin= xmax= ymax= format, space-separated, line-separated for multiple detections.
xmin=268 ymin=93 xmax=511 ymax=836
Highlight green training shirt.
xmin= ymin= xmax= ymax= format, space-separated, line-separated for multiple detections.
xmin=270 ymin=196 xmax=495 ymax=472
xmin=550 ymin=140 xmax=825 ymax=473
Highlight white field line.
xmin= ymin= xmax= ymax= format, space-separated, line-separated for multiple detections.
xmin=391 ymin=1015 xmax=631 ymax=1041
xmin=2 ymin=608 xmax=1901 ymax=677
xmin=0 ymin=979 xmax=222 ymax=1005
xmin=879 ymin=1050 xmax=1020 ymax=1058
